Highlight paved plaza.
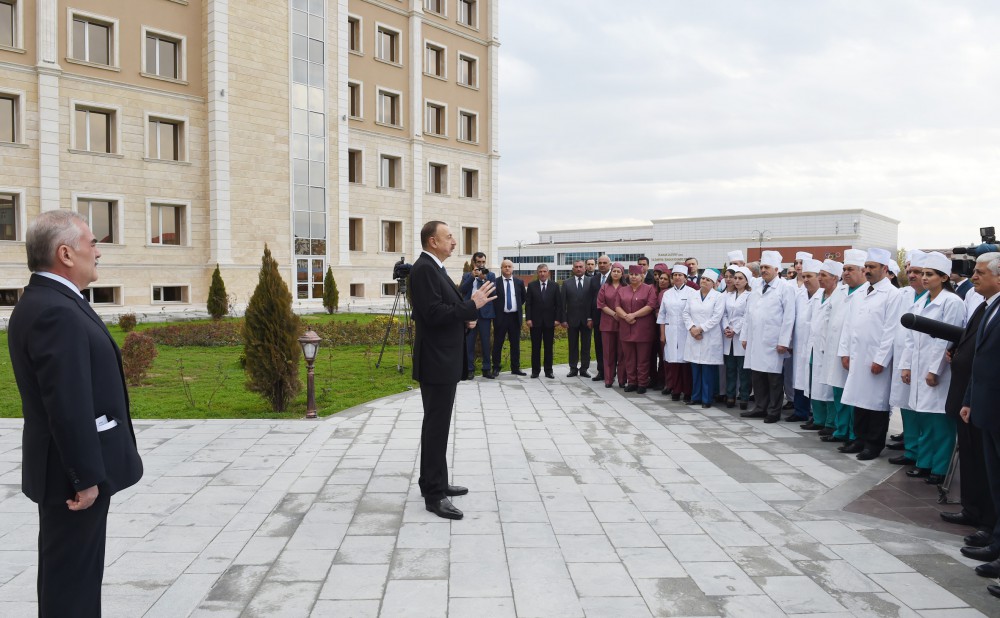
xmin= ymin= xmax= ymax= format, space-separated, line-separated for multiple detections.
xmin=0 ymin=368 xmax=996 ymax=617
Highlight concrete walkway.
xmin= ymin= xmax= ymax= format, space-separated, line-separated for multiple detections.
xmin=0 ymin=368 xmax=994 ymax=617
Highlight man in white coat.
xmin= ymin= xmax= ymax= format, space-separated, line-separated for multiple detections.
xmin=789 ymin=258 xmax=823 ymax=422
xmin=801 ymin=259 xmax=842 ymax=431
xmin=886 ymin=251 xmax=928 ymax=461
xmin=839 ymin=247 xmax=903 ymax=460
xmin=821 ymin=249 xmax=868 ymax=445
xmin=740 ymin=250 xmax=797 ymax=423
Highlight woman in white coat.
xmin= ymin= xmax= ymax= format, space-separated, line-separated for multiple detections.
xmin=658 ymin=265 xmax=697 ymax=402
xmin=683 ymin=269 xmax=725 ymax=408
xmin=900 ymin=251 xmax=966 ymax=485
xmin=722 ymin=267 xmax=752 ymax=409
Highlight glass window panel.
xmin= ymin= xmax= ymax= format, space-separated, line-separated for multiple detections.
xmin=292 ymin=58 xmax=308 ymax=84
xmin=292 ymin=83 xmax=308 ymax=108
xmin=297 ymin=285 xmax=308 ymax=299
xmin=297 ymin=259 xmax=309 ymax=282
xmin=1 ymin=97 xmax=14 ymax=143
xmin=73 ymin=19 xmax=86 ymax=60
xmin=309 ymin=161 xmax=325 ymax=187
xmin=311 ymin=240 xmax=326 ymax=256
xmin=292 ymin=108 xmax=308 ymax=134
xmin=291 ymin=9 xmax=308 ymax=35
xmin=308 ymin=61 xmax=323 ymax=87
xmin=1 ymin=3 xmax=13 ymax=48
xmin=147 ymin=119 xmax=158 ymax=157
xmin=145 ymin=35 xmax=157 ymax=73
xmin=150 ymin=206 xmax=161 ymax=243
xmin=308 ymin=111 xmax=323 ymax=137
xmin=90 ymin=111 xmax=109 ymax=152
xmin=292 ymin=34 xmax=308 ymax=59
xmin=308 ymin=187 xmax=324 ymax=211
xmin=91 ymin=201 xmax=113 ymax=243
xmin=291 ymin=133 xmax=308 ymax=159
xmin=310 ymin=212 xmax=325 ymax=237
xmin=293 ymin=185 xmax=309 ymax=210
xmin=88 ymin=22 xmax=109 ymax=65
xmin=75 ymin=109 xmax=87 ymax=149
xmin=308 ymin=87 xmax=323 ymax=112
xmin=294 ymin=211 xmax=309 ymax=238
xmin=308 ymin=39 xmax=323 ymax=63
xmin=158 ymin=206 xmax=179 ymax=245
xmin=292 ymin=0 xmax=307 ymax=11
xmin=159 ymin=39 xmax=177 ymax=78
xmin=0 ymin=194 xmax=16 ymax=241
xmin=308 ymin=0 xmax=323 ymax=17
xmin=160 ymin=121 xmax=178 ymax=160
xmin=295 ymin=238 xmax=310 ymax=255
xmin=308 ymin=15 xmax=323 ymax=39
xmin=293 ymin=159 xmax=309 ymax=184
xmin=309 ymin=136 xmax=324 ymax=161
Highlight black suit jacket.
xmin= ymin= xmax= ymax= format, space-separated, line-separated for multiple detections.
xmin=562 ymin=275 xmax=593 ymax=327
xmin=946 ymin=301 xmax=985 ymax=417
xmin=410 ymin=253 xmax=479 ymax=384
xmin=956 ymin=279 xmax=973 ymax=300
xmin=525 ymin=279 xmax=562 ymax=327
xmin=8 ymin=274 xmax=143 ymax=506
xmin=967 ymin=298 xmax=1000 ymax=430
xmin=589 ymin=272 xmax=608 ymax=325
xmin=493 ymin=276 xmax=525 ymax=323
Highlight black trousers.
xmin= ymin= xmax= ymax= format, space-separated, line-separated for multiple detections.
xmin=982 ymin=427 xmax=1000 ymax=550
xmin=592 ymin=321 xmax=604 ymax=376
xmin=751 ymin=370 xmax=784 ymax=418
xmin=530 ymin=327 xmax=554 ymax=374
xmin=38 ymin=491 xmax=111 ymax=618
xmin=419 ymin=382 xmax=457 ymax=503
xmin=492 ymin=312 xmax=521 ymax=371
xmin=957 ymin=417 xmax=995 ymax=530
xmin=853 ymin=407 xmax=890 ymax=453
xmin=567 ymin=323 xmax=591 ymax=371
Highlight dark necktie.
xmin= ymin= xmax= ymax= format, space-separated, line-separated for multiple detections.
xmin=441 ymin=266 xmax=447 ymax=277
xmin=541 ymin=282 xmax=546 ymax=294
xmin=762 ymin=283 xmax=770 ymax=294
xmin=506 ymin=279 xmax=513 ymax=311
xmin=601 ymin=273 xmax=607 ymax=285
xmin=867 ymin=284 xmax=875 ymax=295
xmin=577 ymin=277 xmax=582 ymax=290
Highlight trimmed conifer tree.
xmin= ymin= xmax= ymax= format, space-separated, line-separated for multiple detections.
xmin=322 ymin=266 xmax=339 ymax=314
xmin=243 ymin=245 xmax=301 ymax=412
xmin=207 ymin=264 xmax=229 ymax=320
xmin=462 ymin=260 xmax=472 ymax=273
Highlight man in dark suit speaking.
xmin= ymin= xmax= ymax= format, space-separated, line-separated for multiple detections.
xmin=410 ymin=221 xmax=495 ymax=520
xmin=8 ymin=210 xmax=143 ymax=617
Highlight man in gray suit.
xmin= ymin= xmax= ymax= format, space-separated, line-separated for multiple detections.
xmin=562 ymin=260 xmax=593 ymax=377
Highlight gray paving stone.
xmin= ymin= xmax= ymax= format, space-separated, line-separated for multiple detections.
xmin=319 ymin=564 xmax=390 ymax=600
xmin=448 ymin=597 xmax=517 ymax=617
xmin=390 ymin=548 xmax=450 ymax=580
xmin=449 ymin=559 xmax=512 ymax=597
xmin=270 ymin=549 xmax=336 ymax=581
xmin=682 ymin=561 xmax=763 ymax=596
xmin=310 ymin=599 xmax=380 ymax=617
xmin=568 ymin=562 xmax=640 ymax=597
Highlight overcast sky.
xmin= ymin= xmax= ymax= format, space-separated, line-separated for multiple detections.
xmin=496 ymin=0 xmax=1000 ymax=251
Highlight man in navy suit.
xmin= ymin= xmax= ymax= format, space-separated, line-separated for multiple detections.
xmin=953 ymin=265 xmax=974 ymax=300
xmin=957 ymin=252 xmax=1000 ymax=595
xmin=459 ymin=252 xmax=497 ymax=379
xmin=8 ymin=210 xmax=143 ymax=617
xmin=525 ymin=263 xmax=562 ymax=378
xmin=409 ymin=221 xmax=495 ymax=520
xmin=588 ymin=255 xmax=612 ymax=382
xmin=491 ymin=259 xmax=526 ymax=377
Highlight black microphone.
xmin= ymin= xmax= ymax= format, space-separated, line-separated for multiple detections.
xmin=899 ymin=313 xmax=964 ymax=344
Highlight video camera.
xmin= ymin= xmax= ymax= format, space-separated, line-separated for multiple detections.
xmin=392 ymin=256 xmax=412 ymax=281
xmin=474 ymin=266 xmax=490 ymax=276
xmin=952 ymin=227 xmax=998 ymax=278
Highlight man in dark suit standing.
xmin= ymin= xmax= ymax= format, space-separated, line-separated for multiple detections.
xmin=638 ymin=256 xmax=656 ymax=285
xmin=459 ymin=251 xmax=497 ymax=379
xmin=588 ymin=255 xmax=612 ymax=382
xmin=953 ymin=266 xmax=974 ymax=300
xmin=491 ymin=259 xmax=526 ymax=377
xmin=8 ymin=210 xmax=143 ymax=617
xmin=410 ymin=221 xmax=495 ymax=520
xmin=525 ymin=263 xmax=562 ymax=378
xmin=562 ymin=260 xmax=593 ymax=378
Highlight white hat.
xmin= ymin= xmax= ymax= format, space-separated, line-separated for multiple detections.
xmin=734 ymin=266 xmax=753 ymax=282
xmin=821 ymin=259 xmax=843 ymax=278
xmin=888 ymin=260 xmax=900 ymax=275
xmin=671 ymin=264 xmax=687 ymax=275
xmin=701 ymin=268 xmax=720 ymax=282
xmin=760 ymin=250 xmax=783 ymax=268
xmin=727 ymin=250 xmax=745 ymax=263
xmin=795 ymin=251 xmax=813 ymax=261
xmin=844 ymin=249 xmax=867 ymax=267
xmin=923 ymin=251 xmax=951 ymax=275
xmin=909 ymin=251 xmax=927 ymax=268
xmin=801 ymin=258 xmax=823 ymax=274
xmin=867 ymin=247 xmax=893 ymax=266
xmin=906 ymin=249 xmax=926 ymax=266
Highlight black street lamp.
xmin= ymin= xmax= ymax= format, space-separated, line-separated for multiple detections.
xmin=298 ymin=329 xmax=321 ymax=419
xmin=750 ymin=229 xmax=771 ymax=258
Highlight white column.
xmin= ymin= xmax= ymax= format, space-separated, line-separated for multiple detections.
xmin=409 ymin=2 xmax=424 ymax=254
xmin=335 ymin=0 xmax=351 ymax=266
xmin=36 ymin=0 xmax=60 ymax=212
xmin=488 ymin=0 xmax=501 ymax=263
xmin=208 ymin=0 xmax=232 ymax=264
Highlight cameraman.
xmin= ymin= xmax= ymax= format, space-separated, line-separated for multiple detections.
xmin=460 ymin=252 xmax=497 ymax=379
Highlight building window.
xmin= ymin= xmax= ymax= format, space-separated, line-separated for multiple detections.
xmin=427 ymin=163 xmax=447 ymax=195
xmin=382 ymin=282 xmax=399 ymax=296
xmin=376 ymin=89 xmax=401 ymax=127
xmin=458 ymin=110 xmax=477 ymax=143
xmin=457 ymin=0 xmax=477 ymax=28
xmin=350 ymin=283 xmax=364 ymax=297
xmin=382 ymin=220 xmax=402 ymax=252
xmin=379 ymin=154 xmax=401 ymax=189
xmin=375 ymin=25 xmax=400 ymax=64
xmin=348 ymin=149 xmax=363 ymax=183
xmin=458 ymin=53 xmax=477 ymax=88
xmin=150 ymin=203 xmax=185 ymax=246
xmin=425 ymin=42 xmax=445 ymax=77
xmin=424 ymin=0 xmax=445 ymax=16
xmin=153 ymin=285 xmax=188 ymax=303
xmin=347 ymin=15 xmax=361 ymax=53
xmin=561 ymin=252 xmax=601 ymax=265
xmin=348 ymin=81 xmax=362 ymax=118
xmin=144 ymin=30 xmax=184 ymax=80
xmin=77 ymin=198 xmax=118 ymax=244
xmin=82 ymin=286 xmax=119 ymax=305
xmin=0 ymin=192 xmax=18 ymax=241
xmin=0 ymin=288 xmax=19 ymax=306
xmin=0 ymin=93 xmax=17 ymax=143
xmin=462 ymin=226 xmax=478 ymax=255
xmin=1 ymin=1 xmax=16 ymax=48
xmin=147 ymin=117 xmax=184 ymax=161
xmin=425 ymin=101 xmax=445 ymax=136
xmin=349 ymin=217 xmax=364 ymax=251
xmin=74 ymin=105 xmax=116 ymax=153
xmin=461 ymin=168 xmax=478 ymax=198
xmin=71 ymin=12 xmax=115 ymax=67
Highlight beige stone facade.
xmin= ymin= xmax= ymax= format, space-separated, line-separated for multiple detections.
xmin=0 ymin=0 xmax=498 ymax=317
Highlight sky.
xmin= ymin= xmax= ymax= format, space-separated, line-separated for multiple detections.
xmin=496 ymin=0 xmax=1000 ymax=251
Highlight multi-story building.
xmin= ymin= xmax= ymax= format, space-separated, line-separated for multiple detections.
xmin=0 ymin=0 xmax=498 ymax=315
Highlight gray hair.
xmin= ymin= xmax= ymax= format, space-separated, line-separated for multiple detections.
xmin=747 ymin=261 xmax=761 ymax=276
xmin=977 ymin=252 xmax=1000 ymax=276
xmin=26 ymin=210 xmax=87 ymax=272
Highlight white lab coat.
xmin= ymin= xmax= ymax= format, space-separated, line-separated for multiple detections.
xmin=683 ymin=288 xmax=725 ymax=365
xmin=820 ymin=284 xmax=863 ymax=389
xmin=657 ymin=285 xmax=696 ymax=363
xmin=900 ymin=291 xmax=966 ymax=414
xmin=839 ymin=278 xmax=904 ymax=411
xmin=740 ymin=277 xmax=796 ymax=374
xmin=888 ymin=287 xmax=921 ymax=409
xmin=806 ymin=289 xmax=835 ymax=401
xmin=792 ymin=287 xmax=820 ymax=392
xmin=722 ymin=290 xmax=750 ymax=357
xmin=966 ymin=288 xmax=985 ymax=322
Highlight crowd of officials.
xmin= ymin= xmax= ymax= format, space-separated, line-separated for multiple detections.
xmin=462 ymin=246 xmax=1000 ymax=596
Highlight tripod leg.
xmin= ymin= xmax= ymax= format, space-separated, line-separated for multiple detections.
xmin=939 ymin=442 xmax=961 ymax=504
xmin=376 ymin=286 xmax=402 ymax=368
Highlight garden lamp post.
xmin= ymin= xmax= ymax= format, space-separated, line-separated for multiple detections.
xmin=298 ymin=330 xmax=321 ymax=419
xmin=750 ymin=229 xmax=771 ymax=259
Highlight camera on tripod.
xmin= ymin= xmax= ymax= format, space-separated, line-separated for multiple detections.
xmin=392 ymin=256 xmax=412 ymax=281
xmin=952 ymin=227 xmax=998 ymax=278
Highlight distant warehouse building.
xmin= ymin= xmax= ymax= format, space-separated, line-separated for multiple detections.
xmin=499 ymin=209 xmax=899 ymax=281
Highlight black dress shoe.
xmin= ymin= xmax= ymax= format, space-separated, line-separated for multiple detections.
xmin=726 ymin=399 xmax=735 ymax=409
xmin=592 ymin=374 xmax=603 ymax=382
xmin=888 ymin=455 xmax=915 ymax=466
xmin=637 ymin=386 xmax=647 ymax=394
xmin=906 ymin=468 xmax=930 ymax=478
xmin=925 ymin=474 xmax=945 ymax=485
xmin=856 ymin=450 xmax=879 ymax=461
xmin=741 ymin=410 xmax=766 ymax=418
xmin=512 ymin=369 xmax=527 ymax=376
xmin=701 ymin=403 xmax=711 ymax=409
xmin=483 ymin=371 xmax=495 ymax=379
xmin=885 ymin=442 xmax=905 ymax=451
xmin=782 ymin=401 xmax=795 ymax=410
xmin=818 ymin=427 xmax=834 ymax=436
xmin=783 ymin=415 xmax=807 ymax=423
xmin=580 ymin=370 xmax=592 ymax=378
xmin=763 ymin=415 xmax=779 ymax=424
xmin=964 ymin=530 xmax=993 ymax=547
xmin=800 ymin=422 xmax=820 ymax=430
xmin=822 ymin=435 xmax=847 ymax=443
xmin=943 ymin=511 xmax=980 ymax=527
xmin=445 ymin=485 xmax=468 ymax=497
xmin=682 ymin=397 xmax=692 ymax=404
xmin=662 ymin=387 xmax=673 ymax=396
xmin=605 ymin=383 xmax=613 ymax=388
xmin=976 ymin=559 xmax=1000 ymax=577
xmin=889 ymin=433 xmax=903 ymax=442
xmin=425 ymin=498 xmax=464 ymax=520
xmin=672 ymin=393 xmax=681 ymax=401
xmin=462 ymin=374 xmax=474 ymax=381
xmin=964 ymin=546 xmax=1000 ymax=562
xmin=531 ymin=372 xmax=540 ymax=378
xmin=988 ymin=584 xmax=1000 ymax=599
xmin=492 ymin=369 xmax=501 ymax=378
xmin=624 ymin=384 xmax=637 ymax=392
xmin=545 ymin=372 xmax=554 ymax=379
xmin=739 ymin=401 xmax=748 ymax=410
xmin=839 ymin=442 xmax=864 ymax=454
xmin=567 ymin=369 xmax=578 ymax=377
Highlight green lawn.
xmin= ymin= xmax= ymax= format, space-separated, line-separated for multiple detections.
xmin=0 ymin=313 xmax=571 ymax=419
